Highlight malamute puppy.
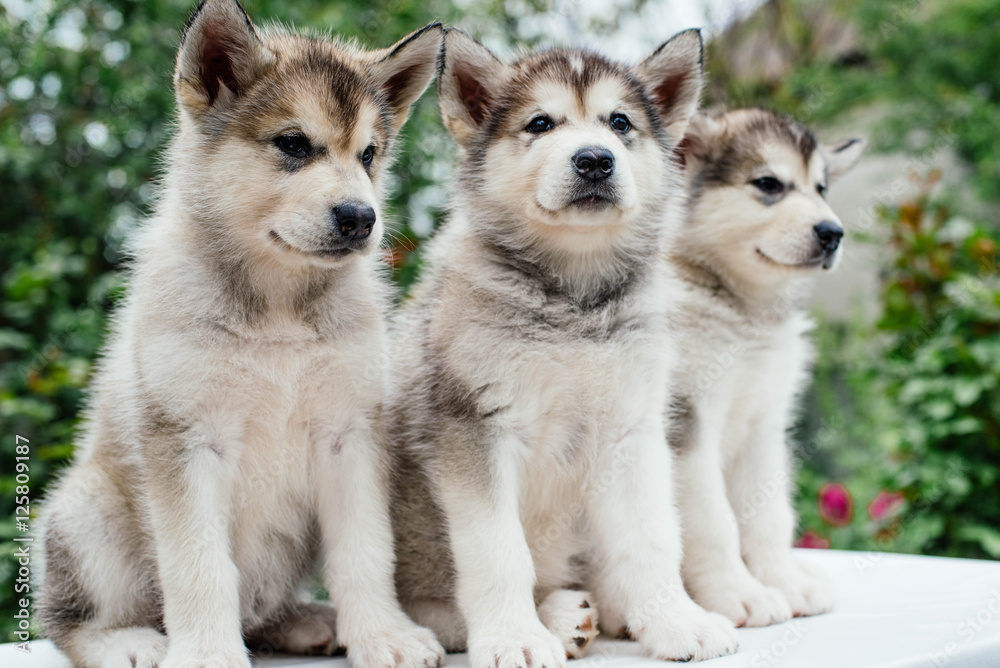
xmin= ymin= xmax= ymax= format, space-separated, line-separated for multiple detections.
xmin=37 ymin=2 xmax=444 ymax=667
xmin=668 ymin=108 xmax=865 ymax=627
xmin=389 ymin=28 xmax=739 ymax=666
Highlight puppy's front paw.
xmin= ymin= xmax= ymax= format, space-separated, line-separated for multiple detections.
xmin=160 ymin=645 xmax=250 ymax=668
xmin=755 ymin=558 xmax=833 ymax=618
xmin=469 ymin=623 xmax=566 ymax=668
xmin=688 ymin=573 xmax=792 ymax=627
xmin=536 ymin=589 xmax=600 ymax=658
xmin=636 ymin=600 xmax=738 ymax=662
xmin=101 ymin=628 xmax=168 ymax=668
xmin=780 ymin=569 xmax=833 ymax=617
xmin=348 ymin=621 xmax=444 ymax=668
xmin=260 ymin=603 xmax=340 ymax=656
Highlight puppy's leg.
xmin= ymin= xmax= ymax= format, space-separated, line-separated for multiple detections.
xmin=246 ymin=602 xmax=340 ymax=657
xmin=728 ymin=421 xmax=833 ymax=617
xmin=436 ymin=433 xmax=565 ymax=668
xmin=144 ymin=422 xmax=250 ymax=668
xmin=586 ymin=420 xmax=738 ymax=662
xmin=314 ymin=420 xmax=444 ymax=668
xmin=536 ymin=589 xmax=599 ymax=659
xmin=402 ymin=598 xmax=468 ymax=652
xmin=402 ymin=586 xmax=599 ymax=657
xmin=39 ymin=466 xmax=167 ymax=668
xmin=71 ymin=628 xmax=169 ymax=668
xmin=675 ymin=410 xmax=792 ymax=627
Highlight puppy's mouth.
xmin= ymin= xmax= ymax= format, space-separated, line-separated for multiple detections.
xmin=756 ymin=248 xmax=832 ymax=270
xmin=569 ymin=193 xmax=615 ymax=211
xmin=315 ymin=247 xmax=355 ymax=258
xmin=270 ymin=231 xmax=359 ymax=260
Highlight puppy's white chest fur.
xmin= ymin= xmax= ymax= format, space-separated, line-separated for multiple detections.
xmin=507 ymin=334 xmax=668 ymax=452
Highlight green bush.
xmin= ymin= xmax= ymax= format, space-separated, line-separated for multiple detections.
xmin=794 ymin=176 xmax=1000 ymax=558
xmin=712 ymin=0 xmax=1000 ymax=221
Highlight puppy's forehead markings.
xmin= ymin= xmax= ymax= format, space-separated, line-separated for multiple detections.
xmin=282 ymin=43 xmax=380 ymax=136
xmin=760 ymin=144 xmax=807 ymax=184
xmin=585 ymin=77 xmax=631 ymax=117
xmin=350 ymin=102 xmax=381 ymax=151
xmin=517 ymin=50 xmax=625 ymax=107
xmin=285 ymin=96 xmax=365 ymax=155
xmin=526 ymin=75 xmax=631 ymax=124
xmin=529 ymin=79 xmax=577 ymax=119
xmin=809 ymin=152 xmax=827 ymax=184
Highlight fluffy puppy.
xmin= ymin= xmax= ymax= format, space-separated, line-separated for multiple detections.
xmin=390 ymin=28 xmax=739 ymax=667
xmin=37 ymin=2 xmax=445 ymax=667
xmin=668 ymin=108 xmax=865 ymax=627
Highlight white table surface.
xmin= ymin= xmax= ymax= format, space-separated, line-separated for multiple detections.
xmin=4 ymin=550 xmax=1000 ymax=668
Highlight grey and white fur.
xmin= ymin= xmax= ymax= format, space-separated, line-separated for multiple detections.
xmin=36 ymin=1 xmax=445 ymax=667
xmin=389 ymin=28 xmax=739 ymax=667
xmin=668 ymin=108 xmax=865 ymax=628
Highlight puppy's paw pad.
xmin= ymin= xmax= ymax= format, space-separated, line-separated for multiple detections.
xmin=537 ymin=589 xmax=600 ymax=658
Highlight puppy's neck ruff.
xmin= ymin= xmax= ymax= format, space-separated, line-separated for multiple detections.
xmin=464 ymin=204 xmax=660 ymax=310
xmin=672 ymin=249 xmax=811 ymax=322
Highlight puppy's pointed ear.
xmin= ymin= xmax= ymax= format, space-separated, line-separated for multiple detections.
xmin=824 ymin=138 xmax=866 ymax=182
xmin=635 ymin=29 xmax=705 ymax=142
xmin=369 ymin=23 xmax=444 ymax=134
xmin=438 ymin=29 xmax=509 ymax=148
xmin=174 ymin=0 xmax=274 ymax=117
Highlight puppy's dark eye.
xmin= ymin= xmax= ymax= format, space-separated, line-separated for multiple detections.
xmin=362 ymin=145 xmax=375 ymax=166
xmin=610 ymin=113 xmax=631 ymax=133
xmin=274 ymin=133 xmax=311 ymax=159
xmin=817 ymin=183 xmax=828 ymax=197
xmin=751 ymin=176 xmax=784 ymax=196
xmin=526 ymin=116 xmax=554 ymax=134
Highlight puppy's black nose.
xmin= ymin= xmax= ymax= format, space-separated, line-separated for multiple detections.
xmin=333 ymin=203 xmax=376 ymax=241
xmin=572 ymin=147 xmax=614 ymax=181
xmin=813 ymin=220 xmax=844 ymax=253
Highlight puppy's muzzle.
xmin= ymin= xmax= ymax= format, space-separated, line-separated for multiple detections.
xmin=333 ymin=202 xmax=376 ymax=241
xmin=573 ymin=147 xmax=614 ymax=182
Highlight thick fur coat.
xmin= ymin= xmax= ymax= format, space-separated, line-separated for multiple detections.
xmin=668 ymin=108 xmax=865 ymax=627
xmin=37 ymin=2 xmax=445 ymax=667
xmin=389 ymin=29 xmax=740 ymax=667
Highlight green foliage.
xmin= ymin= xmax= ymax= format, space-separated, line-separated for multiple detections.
xmin=871 ymin=0 xmax=1000 ymax=202
xmin=712 ymin=0 xmax=1000 ymax=216
xmin=793 ymin=177 xmax=1000 ymax=558
xmin=877 ymin=181 xmax=1000 ymax=558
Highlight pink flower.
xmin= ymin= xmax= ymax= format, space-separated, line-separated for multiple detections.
xmin=795 ymin=530 xmax=831 ymax=549
xmin=868 ymin=491 xmax=905 ymax=522
xmin=818 ymin=482 xmax=853 ymax=527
